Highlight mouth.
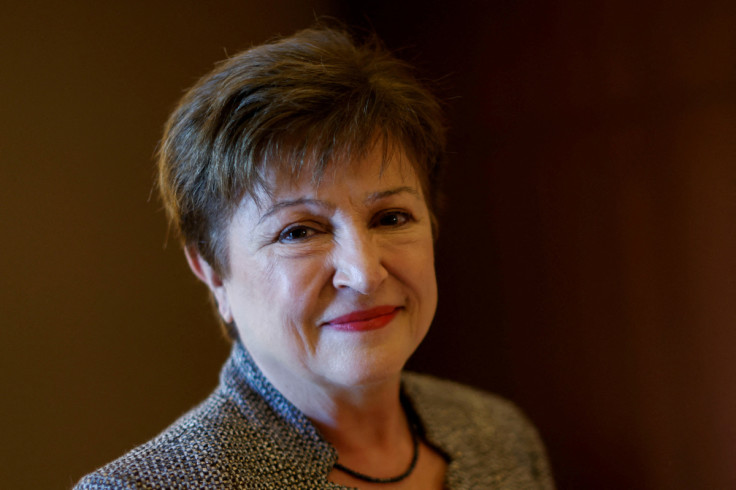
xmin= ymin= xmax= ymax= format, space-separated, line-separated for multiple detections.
xmin=323 ymin=305 xmax=401 ymax=332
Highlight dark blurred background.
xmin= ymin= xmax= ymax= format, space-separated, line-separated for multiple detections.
xmin=2 ymin=1 xmax=734 ymax=488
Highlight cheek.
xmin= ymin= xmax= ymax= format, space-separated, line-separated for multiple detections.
xmin=391 ymin=238 xmax=437 ymax=312
xmin=226 ymin=256 xmax=280 ymax=324
xmin=417 ymin=239 xmax=437 ymax=303
xmin=417 ymin=253 xmax=438 ymax=317
xmin=266 ymin=254 xmax=333 ymax=322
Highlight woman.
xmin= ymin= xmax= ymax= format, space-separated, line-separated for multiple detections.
xmin=76 ymin=25 xmax=553 ymax=489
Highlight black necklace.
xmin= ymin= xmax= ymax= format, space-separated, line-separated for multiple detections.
xmin=333 ymin=422 xmax=419 ymax=484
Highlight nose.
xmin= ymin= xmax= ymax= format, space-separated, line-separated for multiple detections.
xmin=332 ymin=229 xmax=388 ymax=294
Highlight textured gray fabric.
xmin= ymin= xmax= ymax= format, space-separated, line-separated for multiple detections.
xmin=75 ymin=343 xmax=554 ymax=489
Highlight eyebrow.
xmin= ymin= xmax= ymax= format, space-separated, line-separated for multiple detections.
xmin=365 ymin=186 xmax=420 ymax=203
xmin=257 ymin=197 xmax=335 ymax=224
xmin=258 ymin=186 xmax=420 ymax=224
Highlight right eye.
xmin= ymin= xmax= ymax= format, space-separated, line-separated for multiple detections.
xmin=278 ymin=225 xmax=319 ymax=243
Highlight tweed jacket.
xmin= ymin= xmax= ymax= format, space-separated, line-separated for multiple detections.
xmin=76 ymin=343 xmax=554 ymax=489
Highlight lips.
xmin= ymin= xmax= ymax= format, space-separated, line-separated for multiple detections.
xmin=323 ymin=306 xmax=401 ymax=332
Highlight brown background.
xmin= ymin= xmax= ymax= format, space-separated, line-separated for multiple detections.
xmin=2 ymin=1 xmax=735 ymax=489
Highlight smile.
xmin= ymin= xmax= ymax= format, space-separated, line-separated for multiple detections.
xmin=323 ymin=306 xmax=401 ymax=332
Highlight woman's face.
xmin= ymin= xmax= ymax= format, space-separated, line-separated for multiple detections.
xmin=193 ymin=146 xmax=437 ymax=394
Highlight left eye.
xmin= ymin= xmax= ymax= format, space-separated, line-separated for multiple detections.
xmin=373 ymin=211 xmax=412 ymax=228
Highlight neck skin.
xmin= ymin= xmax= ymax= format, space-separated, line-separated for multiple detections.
xmin=308 ymin=378 xmax=409 ymax=452
xmin=259 ymin=361 xmax=415 ymax=477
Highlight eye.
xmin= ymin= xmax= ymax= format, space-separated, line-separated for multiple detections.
xmin=373 ymin=210 xmax=413 ymax=228
xmin=278 ymin=225 xmax=319 ymax=243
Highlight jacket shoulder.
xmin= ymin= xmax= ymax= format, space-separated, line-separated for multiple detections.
xmin=74 ymin=391 xmax=314 ymax=489
xmin=402 ymin=371 xmax=525 ymax=425
xmin=402 ymin=372 xmax=555 ymax=489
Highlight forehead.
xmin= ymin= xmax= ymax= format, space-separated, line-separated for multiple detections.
xmin=254 ymin=145 xmax=424 ymax=207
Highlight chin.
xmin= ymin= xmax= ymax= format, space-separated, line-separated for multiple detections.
xmin=322 ymin=343 xmax=414 ymax=389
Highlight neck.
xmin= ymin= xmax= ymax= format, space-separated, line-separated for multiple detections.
xmin=244 ymin=346 xmax=411 ymax=460
xmin=271 ymin=368 xmax=409 ymax=451
xmin=246 ymin=351 xmax=418 ymax=483
xmin=309 ymin=381 xmax=407 ymax=450
xmin=307 ymin=381 xmax=416 ymax=485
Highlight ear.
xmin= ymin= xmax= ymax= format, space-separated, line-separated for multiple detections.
xmin=184 ymin=246 xmax=233 ymax=323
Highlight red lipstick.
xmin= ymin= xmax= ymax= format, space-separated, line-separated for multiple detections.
xmin=324 ymin=306 xmax=400 ymax=332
